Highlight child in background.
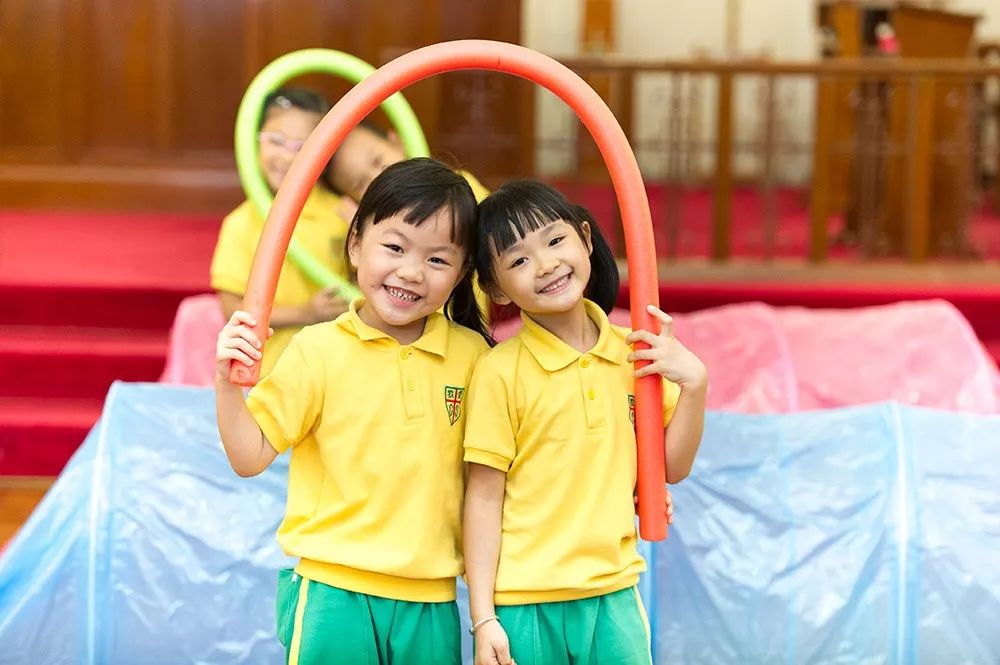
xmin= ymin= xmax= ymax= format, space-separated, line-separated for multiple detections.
xmin=215 ymin=158 xmax=489 ymax=665
xmin=328 ymin=122 xmax=491 ymax=220
xmin=463 ymin=181 xmax=708 ymax=665
xmin=211 ymin=87 xmax=351 ymax=375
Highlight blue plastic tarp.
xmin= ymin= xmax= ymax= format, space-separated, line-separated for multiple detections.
xmin=0 ymin=383 xmax=997 ymax=664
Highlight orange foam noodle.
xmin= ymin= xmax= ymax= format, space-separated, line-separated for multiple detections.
xmin=231 ymin=40 xmax=667 ymax=540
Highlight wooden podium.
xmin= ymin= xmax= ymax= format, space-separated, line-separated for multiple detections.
xmin=816 ymin=1 xmax=980 ymax=258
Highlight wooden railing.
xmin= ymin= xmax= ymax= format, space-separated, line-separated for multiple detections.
xmin=536 ymin=58 xmax=1000 ymax=263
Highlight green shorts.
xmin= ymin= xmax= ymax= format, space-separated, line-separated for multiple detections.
xmin=492 ymin=587 xmax=652 ymax=665
xmin=276 ymin=569 xmax=461 ymax=665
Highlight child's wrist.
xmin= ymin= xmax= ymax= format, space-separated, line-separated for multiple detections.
xmin=215 ymin=371 xmax=241 ymax=390
xmin=470 ymin=602 xmax=498 ymax=625
xmin=469 ymin=615 xmax=500 ymax=635
xmin=678 ymin=372 xmax=708 ymax=393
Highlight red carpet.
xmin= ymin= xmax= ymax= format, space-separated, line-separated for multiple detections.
xmin=0 ymin=210 xmax=220 ymax=475
xmin=1 ymin=191 xmax=998 ymax=475
xmin=558 ymin=182 xmax=1000 ymax=261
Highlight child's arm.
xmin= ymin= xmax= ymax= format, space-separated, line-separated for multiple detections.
xmin=626 ymin=305 xmax=708 ymax=484
xmin=217 ymin=290 xmax=349 ymax=329
xmin=660 ymin=377 xmax=706 ymax=483
xmin=215 ymin=311 xmax=278 ymax=477
xmin=464 ymin=463 xmax=515 ymax=665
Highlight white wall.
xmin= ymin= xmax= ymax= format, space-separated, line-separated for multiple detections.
xmin=614 ymin=0 xmax=816 ymax=60
xmin=948 ymin=0 xmax=1000 ymax=39
xmin=522 ymin=0 xmax=1000 ymax=180
xmin=522 ymin=0 xmax=582 ymax=173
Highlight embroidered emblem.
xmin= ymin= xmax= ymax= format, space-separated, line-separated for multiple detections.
xmin=628 ymin=394 xmax=636 ymax=426
xmin=444 ymin=386 xmax=466 ymax=426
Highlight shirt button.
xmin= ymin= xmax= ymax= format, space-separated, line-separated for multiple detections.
xmin=400 ymin=349 xmax=411 ymax=359
xmin=587 ymin=389 xmax=596 ymax=400
xmin=580 ymin=357 xmax=591 ymax=368
xmin=407 ymin=381 xmax=415 ymax=392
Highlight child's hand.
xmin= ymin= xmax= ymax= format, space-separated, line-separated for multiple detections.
xmin=309 ymin=288 xmax=350 ymax=323
xmin=215 ymin=311 xmax=271 ymax=381
xmin=634 ymin=487 xmax=674 ymax=525
xmin=626 ymin=305 xmax=707 ymax=390
xmin=475 ymin=620 xmax=516 ymax=665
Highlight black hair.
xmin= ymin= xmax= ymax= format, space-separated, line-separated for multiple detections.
xmin=345 ymin=157 xmax=489 ymax=340
xmin=259 ymin=87 xmax=330 ymax=128
xmin=475 ymin=180 xmax=620 ymax=314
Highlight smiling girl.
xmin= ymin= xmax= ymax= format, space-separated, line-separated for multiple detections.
xmin=215 ymin=158 xmax=489 ymax=664
xmin=463 ymin=181 xmax=707 ymax=665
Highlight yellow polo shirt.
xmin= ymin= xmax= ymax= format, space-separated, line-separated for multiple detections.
xmin=210 ymin=187 xmax=350 ymax=375
xmin=463 ymin=300 xmax=680 ymax=605
xmin=247 ymin=299 xmax=488 ymax=602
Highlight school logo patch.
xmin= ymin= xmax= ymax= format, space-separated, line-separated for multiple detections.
xmin=628 ymin=394 xmax=636 ymax=426
xmin=444 ymin=386 xmax=466 ymax=426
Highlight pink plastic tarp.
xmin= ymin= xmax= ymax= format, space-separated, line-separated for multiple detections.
xmin=776 ymin=301 xmax=998 ymax=412
xmin=163 ymin=295 xmax=999 ymax=413
xmin=491 ymin=299 xmax=999 ymax=414
xmin=160 ymin=294 xmax=225 ymax=387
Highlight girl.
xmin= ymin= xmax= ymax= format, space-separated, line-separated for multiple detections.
xmin=211 ymin=87 xmax=352 ymax=375
xmin=463 ymin=181 xmax=707 ymax=665
xmin=215 ymin=158 xmax=489 ymax=664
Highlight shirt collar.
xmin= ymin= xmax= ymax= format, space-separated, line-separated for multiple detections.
xmin=337 ymin=298 xmax=449 ymax=357
xmin=519 ymin=299 xmax=625 ymax=372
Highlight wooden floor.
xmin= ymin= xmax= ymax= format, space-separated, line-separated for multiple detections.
xmin=0 ymin=477 xmax=54 ymax=547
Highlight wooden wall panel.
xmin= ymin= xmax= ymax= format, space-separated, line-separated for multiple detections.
xmin=251 ymin=0 xmax=404 ymax=137
xmin=81 ymin=0 xmax=158 ymax=154
xmin=436 ymin=0 xmax=534 ymax=184
xmin=170 ymin=0 xmax=249 ymax=158
xmin=0 ymin=0 xmax=65 ymax=156
xmin=0 ymin=0 xmax=524 ymax=213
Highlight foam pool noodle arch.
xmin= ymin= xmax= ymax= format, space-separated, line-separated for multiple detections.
xmin=232 ymin=40 xmax=669 ymax=541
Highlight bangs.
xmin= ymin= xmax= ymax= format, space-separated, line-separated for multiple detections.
xmin=474 ymin=179 xmax=621 ymax=314
xmin=487 ymin=206 xmax=560 ymax=256
xmin=479 ymin=182 xmax=582 ymax=257
xmin=397 ymin=184 xmax=477 ymax=249
xmin=350 ymin=158 xmax=478 ymax=257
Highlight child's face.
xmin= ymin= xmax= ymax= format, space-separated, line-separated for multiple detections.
xmin=330 ymin=128 xmax=407 ymax=203
xmin=489 ymin=220 xmax=593 ymax=315
xmin=257 ymin=107 xmax=324 ymax=193
xmin=348 ymin=207 xmax=466 ymax=338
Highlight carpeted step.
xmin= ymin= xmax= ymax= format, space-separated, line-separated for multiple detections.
xmin=0 ymin=326 xmax=168 ymax=400
xmin=0 ymin=398 xmax=103 ymax=475
xmin=0 ymin=324 xmax=170 ymax=476
xmin=0 ymin=282 xmax=199 ymax=330
xmin=0 ymin=210 xmax=219 ymax=477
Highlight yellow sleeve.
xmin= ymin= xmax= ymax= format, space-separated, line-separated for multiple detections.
xmin=210 ymin=202 xmax=259 ymax=296
xmin=246 ymin=335 xmax=324 ymax=454
xmin=663 ymin=378 xmax=681 ymax=425
xmin=459 ymin=170 xmax=490 ymax=203
xmin=463 ymin=355 xmax=517 ymax=472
